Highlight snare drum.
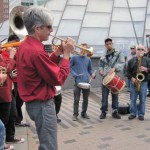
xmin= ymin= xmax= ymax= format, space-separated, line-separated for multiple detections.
xmin=103 ymin=72 xmax=126 ymax=94
xmin=77 ymin=82 xmax=91 ymax=89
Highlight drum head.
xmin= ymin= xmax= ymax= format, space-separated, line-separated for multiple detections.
xmin=103 ymin=72 xmax=115 ymax=85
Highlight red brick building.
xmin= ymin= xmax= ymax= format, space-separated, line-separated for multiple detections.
xmin=0 ymin=0 xmax=9 ymax=23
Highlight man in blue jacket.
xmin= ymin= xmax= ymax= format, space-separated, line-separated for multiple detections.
xmin=70 ymin=43 xmax=96 ymax=121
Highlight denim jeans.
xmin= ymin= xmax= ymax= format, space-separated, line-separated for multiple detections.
xmin=0 ymin=120 xmax=5 ymax=150
xmin=128 ymin=79 xmax=131 ymax=91
xmin=26 ymin=99 xmax=57 ymax=150
xmin=101 ymin=84 xmax=119 ymax=113
xmin=130 ymin=82 xmax=147 ymax=117
xmin=73 ymin=85 xmax=90 ymax=116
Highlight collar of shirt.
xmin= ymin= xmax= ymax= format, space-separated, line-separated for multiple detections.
xmin=26 ymin=35 xmax=44 ymax=50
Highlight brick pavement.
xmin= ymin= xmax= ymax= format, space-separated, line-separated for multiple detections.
xmin=14 ymin=87 xmax=150 ymax=150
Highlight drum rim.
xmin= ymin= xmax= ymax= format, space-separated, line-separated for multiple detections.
xmin=103 ymin=72 xmax=115 ymax=85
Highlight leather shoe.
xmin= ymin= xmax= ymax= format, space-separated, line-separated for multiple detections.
xmin=112 ymin=112 xmax=121 ymax=119
xmin=138 ymin=116 xmax=144 ymax=120
xmin=100 ymin=112 xmax=106 ymax=119
xmin=81 ymin=113 xmax=90 ymax=119
xmin=128 ymin=115 xmax=136 ymax=120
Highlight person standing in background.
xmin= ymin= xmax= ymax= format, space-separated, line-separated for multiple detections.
xmin=70 ymin=43 xmax=96 ymax=121
xmin=99 ymin=38 xmax=125 ymax=119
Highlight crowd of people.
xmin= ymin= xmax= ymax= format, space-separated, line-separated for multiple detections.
xmin=0 ymin=5 xmax=150 ymax=150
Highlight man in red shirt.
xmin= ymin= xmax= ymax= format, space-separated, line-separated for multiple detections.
xmin=17 ymin=6 xmax=75 ymax=150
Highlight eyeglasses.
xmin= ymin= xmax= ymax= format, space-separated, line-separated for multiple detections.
xmin=137 ymin=48 xmax=144 ymax=51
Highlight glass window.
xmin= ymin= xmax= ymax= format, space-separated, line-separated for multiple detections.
xmin=130 ymin=8 xmax=146 ymax=21
xmin=146 ymin=15 xmax=150 ymax=29
xmin=45 ymin=0 xmax=67 ymax=11
xmin=87 ymin=0 xmax=113 ymax=13
xmin=83 ymin=13 xmax=111 ymax=27
xmin=114 ymin=0 xmax=128 ymax=7
xmin=128 ymin=0 xmax=147 ymax=7
xmin=110 ymin=22 xmax=135 ymax=37
xmin=63 ymin=6 xmax=85 ymax=20
xmin=67 ymin=0 xmax=88 ymax=5
xmin=57 ymin=20 xmax=81 ymax=36
xmin=147 ymin=1 xmax=150 ymax=14
xmin=53 ymin=11 xmax=62 ymax=26
xmin=112 ymin=37 xmax=142 ymax=56
xmin=112 ymin=8 xmax=130 ymax=21
xmin=78 ymin=28 xmax=108 ymax=45
xmin=134 ymin=22 xmax=144 ymax=37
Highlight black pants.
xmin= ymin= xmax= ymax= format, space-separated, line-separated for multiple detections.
xmin=54 ymin=94 xmax=62 ymax=115
xmin=0 ymin=96 xmax=17 ymax=141
xmin=13 ymin=83 xmax=24 ymax=123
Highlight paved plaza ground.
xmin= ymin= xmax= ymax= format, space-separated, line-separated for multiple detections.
xmin=13 ymin=87 xmax=150 ymax=150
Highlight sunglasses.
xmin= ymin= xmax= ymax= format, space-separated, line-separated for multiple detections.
xmin=137 ymin=48 xmax=144 ymax=51
xmin=45 ymin=25 xmax=52 ymax=30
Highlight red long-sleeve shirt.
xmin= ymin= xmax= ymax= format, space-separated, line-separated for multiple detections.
xmin=17 ymin=36 xmax=70 ymax=102
xmin=0 ymin=55 xmax=15 ymax=103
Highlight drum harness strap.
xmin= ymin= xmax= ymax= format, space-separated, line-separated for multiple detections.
xmin=107 ymin=52 xmax=122 ymax=89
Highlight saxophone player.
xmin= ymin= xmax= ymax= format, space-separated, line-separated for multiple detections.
xmin=127 ymin=44 xmax=150 ymax=120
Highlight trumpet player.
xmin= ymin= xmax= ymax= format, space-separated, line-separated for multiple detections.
xmin=127 ymin=44 xmax=150 ymax=120
xmin=16 ymin=6 xmax=75 ymax=150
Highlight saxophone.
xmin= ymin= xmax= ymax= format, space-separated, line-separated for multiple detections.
xmin=135 ymin=56 xmax=145 ymax=92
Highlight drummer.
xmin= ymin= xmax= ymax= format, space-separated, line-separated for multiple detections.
xmin=70 ymin=43 xmax=96 ymax=121
xmin=99 ymin=38 xmax=125 ymax=119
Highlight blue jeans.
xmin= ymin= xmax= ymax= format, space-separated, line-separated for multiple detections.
xmin=128 ymin=79 xmax=131 ymax=91
xmin=26 ymin=99 xmax=57 ymax=150
xmin=73 ymin=85 xmax=90 ymax=116
xmin=0 ymin=120 xmax=5 ymax=150
xmin=101 ymin=84 xmax=119 ymax=113
xmin=130 ymin=82 xmax=147 ymax=117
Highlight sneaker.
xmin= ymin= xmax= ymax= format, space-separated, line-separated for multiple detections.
xmin=4 ymin=144 xmax=14 ymax=150
xmin=112 ymin=112 xmax=121 ymax=119
xmin=15 ymin=122 xmax=30 ymax=127
xmin=100 ymin=112 xmax=106 ymax=119
xmin=6 ymin=138 xmax=25 ymax=144
xmin=81 ymin=113 xmax=90 ymax=119
xmin=128 ymin=115 xmax=136 ymax=120
xmin=138 ymin=116 xmax=144 ymax=121
xmin=72 ymin=114 xmax=77 ymax=121
xmin=57 ymin=116 xmax=61 ymax=123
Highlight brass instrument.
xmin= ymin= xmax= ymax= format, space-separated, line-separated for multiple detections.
xmin=135 ymin=56 xmax=145 ymax=92
xmin=51 ymin=35 xmax=93 ymax=56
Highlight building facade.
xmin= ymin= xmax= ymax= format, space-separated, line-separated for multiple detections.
xmin=0 ymin=0 xmax=9 ymax=23
xmin=0 ymin=0 xmax=150 ymax=88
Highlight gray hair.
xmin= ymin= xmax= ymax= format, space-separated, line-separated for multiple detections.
xmin=23 ymin=6 xmax=54 ymax=34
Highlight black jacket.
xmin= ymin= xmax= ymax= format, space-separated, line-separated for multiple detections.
xmin=127 ymin=56 xmax=150 ymax=81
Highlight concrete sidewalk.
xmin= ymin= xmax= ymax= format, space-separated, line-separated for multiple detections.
xmin=14 ymin=87 xmax=150 ymax=150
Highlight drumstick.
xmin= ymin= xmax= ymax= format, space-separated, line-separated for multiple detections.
xmin=89 ymin=70 xmax=97 ymax=84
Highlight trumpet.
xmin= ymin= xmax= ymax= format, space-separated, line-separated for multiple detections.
xmin=51 ymin=35 xmax=93 ymax=56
